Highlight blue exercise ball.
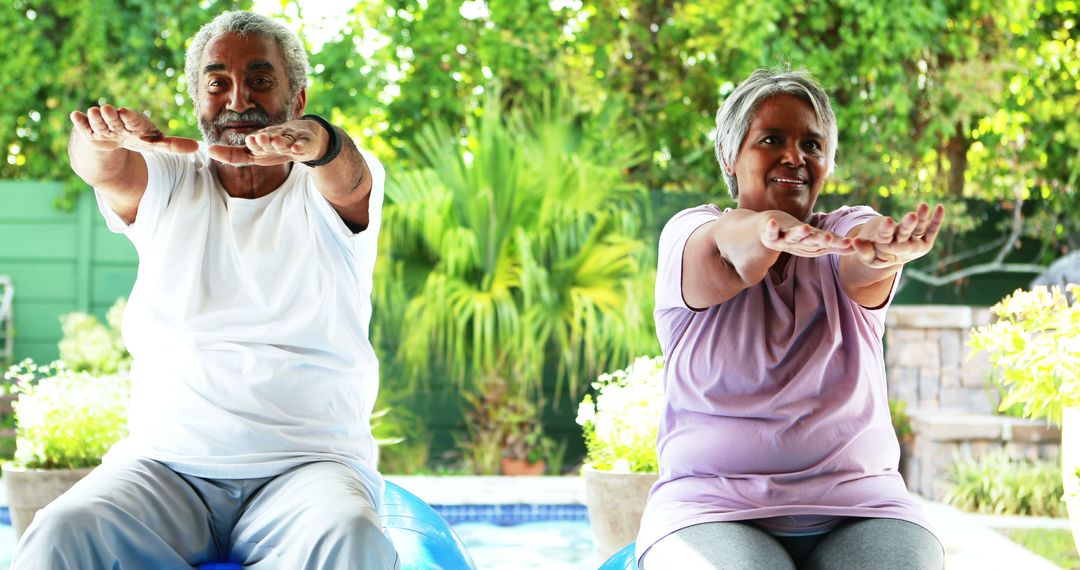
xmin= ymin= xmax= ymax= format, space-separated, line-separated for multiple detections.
xmin=198 ymin=481 xmax=475 ymax=570
xmin=598 ymin=542 xmax=638 ymax=570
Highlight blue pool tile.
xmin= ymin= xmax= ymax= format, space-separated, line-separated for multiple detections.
xmin=432 ymin=504 xmax=588 ymax=526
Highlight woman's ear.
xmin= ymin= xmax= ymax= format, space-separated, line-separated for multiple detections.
xmin=719 ymin=148 xmax=735 ymax=176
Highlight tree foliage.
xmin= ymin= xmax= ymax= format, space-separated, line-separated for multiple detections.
xmin=377 ymin=92 xmax=654 ymax=396
xmin=0 ymin=0 xmax=249 ymax=206
xmin=1 ymin=0 xmax=1076 ymax=324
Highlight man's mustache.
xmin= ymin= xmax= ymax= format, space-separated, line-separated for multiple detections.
xmin=211 ymin=109 xmax=272 ymax=129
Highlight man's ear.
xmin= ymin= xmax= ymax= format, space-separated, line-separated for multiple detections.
xmin=294 ymin=88 xmax=307 ymax=117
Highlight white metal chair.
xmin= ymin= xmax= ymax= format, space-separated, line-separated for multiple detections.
xmin=0 ymin=275 xmax=13 ymax=365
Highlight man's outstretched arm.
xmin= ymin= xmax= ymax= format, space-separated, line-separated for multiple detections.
xmin=208 ymin=116 xmax=372 ymax=232
xmin=69 ymin=104 xmax=198 ymax=224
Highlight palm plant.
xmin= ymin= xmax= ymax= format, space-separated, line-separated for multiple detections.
xmin=379 ymin=92 xmax=654 ymax=401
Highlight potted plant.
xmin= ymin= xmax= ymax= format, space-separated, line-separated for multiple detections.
xmin=576 ymin=355 xmax=663 ymax=560
xmin=2 ymin=359 xmax=130 ymax=538
xmin=460 ymin=373 xmax=548 ymax=475
xmin=969 ymin=284 xmax=1080 ymax=554
xmin=1 ymin=298 xmax=132 ymax=539
xmin=890 ymin=399 xmax=915 ymax=484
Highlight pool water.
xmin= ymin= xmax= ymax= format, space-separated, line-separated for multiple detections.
xmin=0 ymin=518 xmax=596 ymax=569
xmin=0 ymin=524 xmax=12 ymax=568
xmin=455 ymin=520 xmax=597 ymax=569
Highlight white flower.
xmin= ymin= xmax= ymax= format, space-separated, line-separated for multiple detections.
xmin=578 ymin=355 xmax=665 ymax=472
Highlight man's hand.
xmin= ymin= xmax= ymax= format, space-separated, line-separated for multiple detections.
xmin=208 ymin=118 xmax=329 ymax=166
xmin=69 ymin=104 xmax=199 ymax=155
xmin=850 ymin=203 xmax=945 ymax=268
xmin=760 ymin=210 xmax=855 ymax=258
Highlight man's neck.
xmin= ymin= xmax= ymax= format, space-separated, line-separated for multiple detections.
xmin=215 ymin=162 xmax=292 ymax=199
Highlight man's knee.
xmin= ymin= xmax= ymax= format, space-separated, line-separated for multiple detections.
xmin=14 ymin=499 xmax=107 ymax=567
xmin=326 ymin=507 xmax=398 ymax=566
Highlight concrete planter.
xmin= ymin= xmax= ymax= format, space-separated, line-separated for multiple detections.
xmin=582 ymin=466 xmax=658 ymax=561
xmin=1063 ymin=407 xmax=1080 ymax=557
xmin=2 ymin=465 xmax=94 ymax=540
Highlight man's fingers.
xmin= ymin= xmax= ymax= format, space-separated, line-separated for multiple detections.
xmin=86 ymin=107 xmax=112 ymax=135
xmin=70 ymin=111 xmax=92 ymax=136
xmin=99 ymin=104 xmax=126 ymax=133
xmin=208 ymin=144 xmax=257 ymax=164
xmin=150 ymin=136 xmax=200 ymax=155
xmin=208 ymin=144 xmax=291 ymax=165
xmin=117 ymin=108 xmax=154 ymax=135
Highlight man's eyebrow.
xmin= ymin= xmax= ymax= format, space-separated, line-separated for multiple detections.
xmin=202 ymin=60 xmax=275 ymax=73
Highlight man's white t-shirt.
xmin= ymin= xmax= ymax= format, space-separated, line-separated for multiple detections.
xmin=95 ymin=145 xmax=385 ymax=506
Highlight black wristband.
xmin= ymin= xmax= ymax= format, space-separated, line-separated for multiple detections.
xmin=301 ymin=114 xmax=341 ymax=167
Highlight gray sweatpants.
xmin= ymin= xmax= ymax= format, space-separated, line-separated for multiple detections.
xmin=642 ymin=518 xmax=944 ymax=570
xmin=12 ymin=458 xmax=400 ymax=569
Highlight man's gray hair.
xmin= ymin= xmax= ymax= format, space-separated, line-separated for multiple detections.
xmin=185 ymin=11 xmax=310 ymax=103
xmin=714 ymin=68 xmax=838 ymax=199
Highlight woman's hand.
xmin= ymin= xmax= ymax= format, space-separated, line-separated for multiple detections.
xmin=760 ymin=210 xmax=854 ymax=257
xmin=851 ymin=203 xmax=945 ymax=268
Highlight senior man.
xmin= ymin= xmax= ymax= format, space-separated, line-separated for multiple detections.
xmin=13 ymin=10 xmax=399 ymax=569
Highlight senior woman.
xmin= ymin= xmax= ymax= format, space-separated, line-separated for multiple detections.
xmin=636 ymin=68 xmax=946 ymax=570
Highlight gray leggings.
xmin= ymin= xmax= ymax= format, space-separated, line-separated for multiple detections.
xmin=642 ymin=518 xmax=944 ymax=570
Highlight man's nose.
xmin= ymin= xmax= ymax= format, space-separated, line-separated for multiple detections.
xmin=227 ymin=84 xmax=255 ymax=113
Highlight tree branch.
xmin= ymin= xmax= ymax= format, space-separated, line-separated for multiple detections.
xmin=993 ymin=195 xmax=1026 ymax=265
xmin=936 ymin=235 xmax=1008 ymax=267
xmin=900 ymin=194 xmax=1045 ymax=289
xmin=903 ymin=262 xmax=1047 ymax=287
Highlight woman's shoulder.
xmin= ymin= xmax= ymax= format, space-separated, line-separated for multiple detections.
xmin=813 ymin=205 xmax=880 ymax=233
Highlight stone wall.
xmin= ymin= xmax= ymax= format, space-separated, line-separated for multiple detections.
xmin=885 ymin=305 xmax=996 ymax=413
xmin=885 ymin=305 xmax=1061 ymax=500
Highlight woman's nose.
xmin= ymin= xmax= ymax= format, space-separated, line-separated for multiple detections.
xmin=781 ymin=142 xmax=805 ymax=167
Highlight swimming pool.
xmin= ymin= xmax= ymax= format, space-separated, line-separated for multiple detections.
xmin=0 ymin=505 xmax=599 ymax=569
xmin=437 ymin=504 xmax=598 ymax=569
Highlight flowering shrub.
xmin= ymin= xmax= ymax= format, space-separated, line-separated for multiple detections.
xmin=58 ymin=298 xmax=130 ymax=375
xmin=5 ymin=360 xmax=130 ymax=469
xmin=969 ymin=284 xmax=1080 ymax=425
xmin=576 ymin=355 xmax=664 ymax=473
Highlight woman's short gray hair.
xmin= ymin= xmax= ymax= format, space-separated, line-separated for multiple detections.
xmin=184 ymin=11 xmax=310 ymax=104
xmin=714 ymin=68 xmax=838 ymax=199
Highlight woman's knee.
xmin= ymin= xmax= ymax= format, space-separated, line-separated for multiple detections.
xmin=642 ymin=522 xmax=795 ymax=570
xmin=804 ymin=518 xmax=943 ymax=570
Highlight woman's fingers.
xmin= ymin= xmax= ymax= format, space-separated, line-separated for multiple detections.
xmin=763 ymin=218 xmax=781 ymax=242
xmin=761 ymin=217 xmax=853 ymax=256
xmin=919 ymin=204 xmax=946 ymax=242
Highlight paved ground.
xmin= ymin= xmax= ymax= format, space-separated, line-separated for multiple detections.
xmin=915 ymin=497 xmax=1061 ymax=569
